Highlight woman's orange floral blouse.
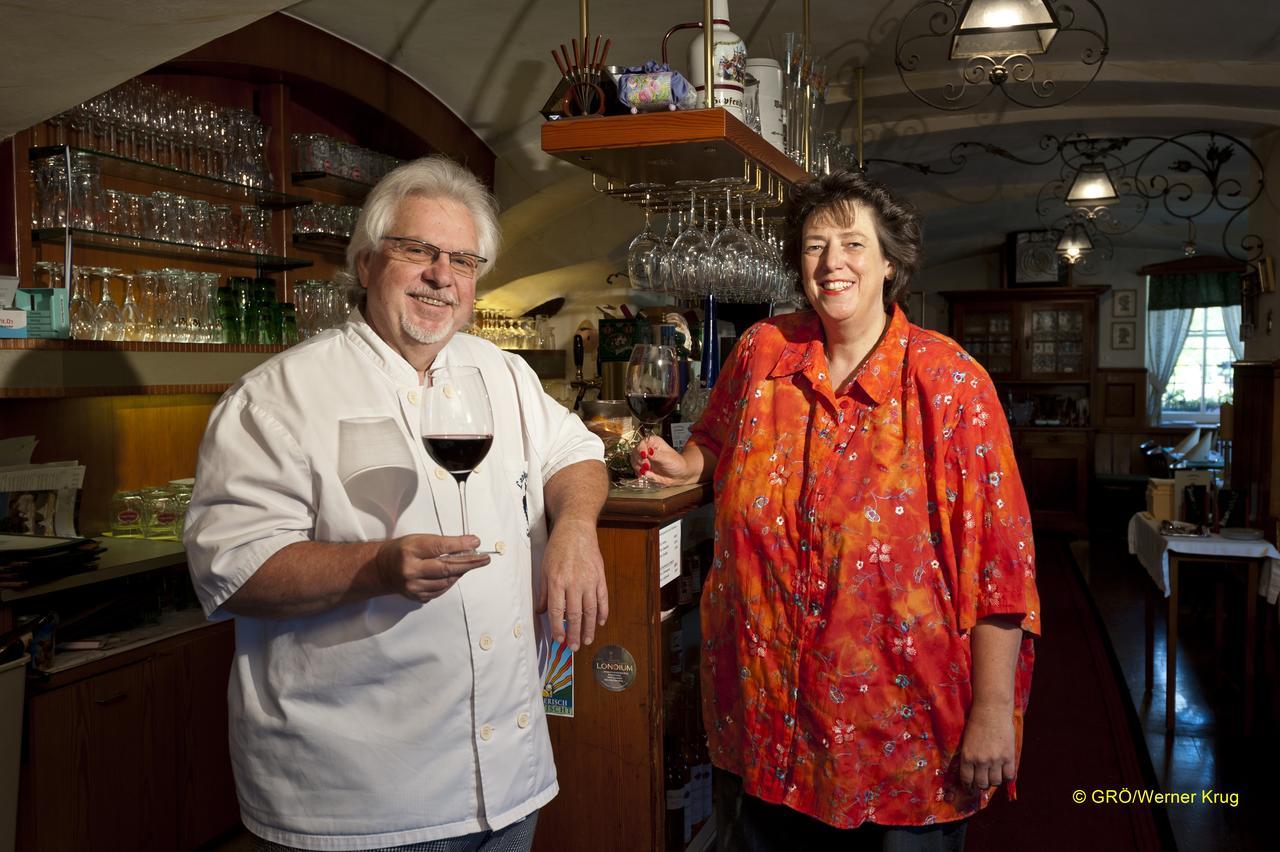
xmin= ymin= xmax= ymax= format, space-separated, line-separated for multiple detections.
xmin=688 ymin=305 xmax=1040 ymax=828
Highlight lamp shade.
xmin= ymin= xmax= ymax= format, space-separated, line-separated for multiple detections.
xmin=1066 ymin=163 xmax=1119 ymax=206
xmin=1056 ymin=222 xmax=1093 ymax=263
xmin=950 ymin=0 xmax=1061 ymax=60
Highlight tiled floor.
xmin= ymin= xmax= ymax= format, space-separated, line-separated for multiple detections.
xmin=1084 ymin=528 xmax=1278 ymax=851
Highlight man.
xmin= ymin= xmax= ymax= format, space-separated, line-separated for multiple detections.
xmin=184 ymin=156 xmax=609 ymax=852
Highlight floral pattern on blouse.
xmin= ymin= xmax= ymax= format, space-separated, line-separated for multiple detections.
xmin=689 ymin=305 xmax=1040 ymax=828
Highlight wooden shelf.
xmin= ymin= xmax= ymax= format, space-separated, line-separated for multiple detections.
xmin=3 ymin=537 xmax=186 ymax=602
xmin=0 ymin=345 xmax=279 ymax=397
xmin=541 ymin=108 xmax=808 ymax=190
xmin=291 ymin=170 xmax=375 ymax=201
xmin=292 ymin=232 xmax=349 ymax=255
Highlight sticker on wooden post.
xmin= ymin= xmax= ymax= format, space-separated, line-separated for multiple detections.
xmin=592 ymin=644 xmax=637 ymax=692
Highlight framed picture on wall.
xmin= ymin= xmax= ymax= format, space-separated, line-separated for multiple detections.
xmin=1111 ymin=321 xmax=1136 ymax=350
xmin=1006 ymin=230 xmax=1067 ymax=286
xmin=1112 ymin=289 xmax=1137 ymax=318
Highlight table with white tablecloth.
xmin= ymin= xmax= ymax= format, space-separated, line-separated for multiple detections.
xmin=1127 ymin=512 xmax=1280 ymax=734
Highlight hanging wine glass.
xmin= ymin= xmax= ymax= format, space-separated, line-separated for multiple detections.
xmin=420 ymin=365 xmax=500 ymax=563
xmin=626 ymin=184 xmax=663 ymax=291
xmin=618 ymin=344 xmax=680 ymax=490
xmin=709 ymin=178 xmax=752 ymax=302
xmin=669 ymin=182 xmax=708 ymax=298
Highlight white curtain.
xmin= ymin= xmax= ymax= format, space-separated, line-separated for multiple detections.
xmin=1146 ymin=308 xmax=1194 ymax=424
xmin=1221 ymin=304 xmax=1244 ymax=362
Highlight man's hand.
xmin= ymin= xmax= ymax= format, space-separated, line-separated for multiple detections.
xmin=376 ymin=534 xmax=490 ymax=604
xmin=957 ymin=701 xmax=1017 ymax=790
xmin=536 ymin=518 xmax=608 ymax=651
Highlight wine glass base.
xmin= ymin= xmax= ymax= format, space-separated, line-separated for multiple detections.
xmin=439 ymin=549 xmax=499 ymax=565
xmin=615 ymin=476 xmax=664 ymax=491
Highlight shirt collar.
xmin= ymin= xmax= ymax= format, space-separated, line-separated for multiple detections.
xmin=344 ymin=308 xmax=462 ymax=386
xmin=767 ymin=305 xmax=910 ymax=405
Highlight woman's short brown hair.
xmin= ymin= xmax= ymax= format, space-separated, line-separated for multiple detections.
xmin=784 ymin=170 xmax=923 ymax=311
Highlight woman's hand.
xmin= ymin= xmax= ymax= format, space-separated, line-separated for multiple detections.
xmin=629 ymin=434 xmax=692 ymax=487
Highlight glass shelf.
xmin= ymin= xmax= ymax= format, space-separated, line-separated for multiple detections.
xmin=33 ymin=227 xmax=312 ymax=271
xmin=30 ymin=145 xmax=313 ymax=209
xmin=291 ymin=170 xmax=375 ymax=200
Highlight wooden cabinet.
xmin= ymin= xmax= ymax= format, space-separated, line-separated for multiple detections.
xmin=17 ymin=621 xmax=237 ymax=852
xmin=944 ymin=288 xmax=1106 ymax=533
xmin=536 ymin=485 xmax=713 ymax=852
xmin=1014 ymin=428 xmax=1090 ymax=533
xmin=949 ymin=290 xmax=1099 ymax=383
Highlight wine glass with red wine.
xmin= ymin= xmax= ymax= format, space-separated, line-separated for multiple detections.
xmin=421 ymin=365 xmax=497 ymax=562
xmin=620 ymin=343 xmax=680 ymax=490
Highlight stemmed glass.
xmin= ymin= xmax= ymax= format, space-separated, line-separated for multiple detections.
xmin=669 ymin=183 xmax=708 ymax=297
xmin=619 ymin=344 xmax=680 ymax=490
xmin=626 ymin=185 xmax=662 ymax=291
xmin=420 ymin=366 xmax=499 ymax=562
xmin=91 ymin=268 xmax=124 ymax=341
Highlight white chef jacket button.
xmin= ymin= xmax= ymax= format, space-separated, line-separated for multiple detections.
xmin=517 ymin=712 xmax=531 ymax=729
xmin=479 ymin=633 xmax=494 ymax=651
xmin=407 ymin=390 xmax=419 ymax=405
xmin=434 ymin=467 xmax=446 ymax=480
xmin=473 ymin=464 xmax=483 ymax=475
xmin=443 ymin=385 xmax=455 ymax=399
xmin=479 ymin=724 xmax=494 ymax=741
xmin=495 ymin=541 xmax=506 ymax=555
xmin=513 ymin=622 xmax=524 ymax=638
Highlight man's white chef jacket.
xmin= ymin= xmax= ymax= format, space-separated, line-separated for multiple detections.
xmin=184 ymin=313 xmax=604 ymax=851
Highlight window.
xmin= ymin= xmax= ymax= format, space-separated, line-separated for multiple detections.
xmin=1161 ymin=308 xmax=1233 ymax=420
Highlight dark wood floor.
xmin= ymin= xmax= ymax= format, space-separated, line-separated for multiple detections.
xmin=1083 ymin=524 xmax=1278 ymax=852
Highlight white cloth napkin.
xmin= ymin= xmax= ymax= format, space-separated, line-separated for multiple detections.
xmin=1171 ymin=427 xmax=1201 ymax=455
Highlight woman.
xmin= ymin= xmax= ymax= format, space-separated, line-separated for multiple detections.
xmin=632 ymin=171 xmax=1039 ymax=851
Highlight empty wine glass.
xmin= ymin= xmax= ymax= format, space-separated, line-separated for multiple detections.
xmin=420 ymin=366 xmax=500 ymax=563
xmin=670 ymin=184 xmax=709 ymax=298
xmin=619 ymin=344 xmax=680 ymax=490
xmin=91 ymin=267 xmax=124 ymax=341
xmin=68 ymin=267 xmax=95 ymax=340
xmin=626 ymin=185 xmax=663 ymax=291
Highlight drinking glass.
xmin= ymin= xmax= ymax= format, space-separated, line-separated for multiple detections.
xmin=91 ymin=268 xmax=125 ymax=341
xmin=109 ymin=490 xmax=145 ymax=538
xmin=619 ymin=344 xmax=680 ymax=490
xmin=669 ymin=184 xmax=708 ymax=297
xmin=420 ymin=366 xmax=499 ymax=562
xmin=625 ymin=185 xmax=662 ymax=291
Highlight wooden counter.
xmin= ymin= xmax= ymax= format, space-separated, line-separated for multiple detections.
xmin=537 ymin=482 xmax=714 ymax=852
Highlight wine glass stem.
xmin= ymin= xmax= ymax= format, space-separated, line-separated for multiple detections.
xmin=458 ymin=480 xmax=470 ymax=536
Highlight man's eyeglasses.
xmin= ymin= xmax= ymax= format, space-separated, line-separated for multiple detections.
xmin=381 ymin=236 xmax=487 ymax=278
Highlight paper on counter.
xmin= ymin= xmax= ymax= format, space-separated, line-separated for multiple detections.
xmin=0 ymin=461 xmax=86 ymax=537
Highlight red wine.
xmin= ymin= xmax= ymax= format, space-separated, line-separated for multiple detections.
xmin=422 ymin=434 xmax=493 ymax=482
xmin=627 ymin=393 xmax=678 ymax=423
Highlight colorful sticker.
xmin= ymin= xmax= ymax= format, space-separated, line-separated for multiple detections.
xmin=540 ymin=638 xmax=575 ymax=718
